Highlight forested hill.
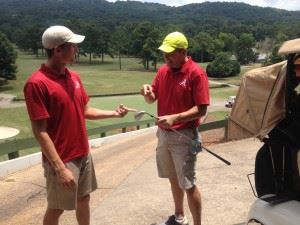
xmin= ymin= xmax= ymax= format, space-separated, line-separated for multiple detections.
xmin=1 ymin=0 xmax=300 ymax=41
xmin=2 ymin=0 xmax=300 ymax=24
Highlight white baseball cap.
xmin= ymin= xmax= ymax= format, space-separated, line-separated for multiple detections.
xmin=42 ymin=25 xmax=85 ymax=49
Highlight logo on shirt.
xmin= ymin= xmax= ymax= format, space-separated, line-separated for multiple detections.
xmin=179 ymin=79 xmax=187 ymax=88
xmin=74 ymin=80 xmax=80 ymax=89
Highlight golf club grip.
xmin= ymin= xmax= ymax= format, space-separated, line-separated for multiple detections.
xmin=202 ymin=146 xmax=231 ymax=165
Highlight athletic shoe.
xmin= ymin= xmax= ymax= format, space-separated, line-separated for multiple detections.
xmin=158 ymin=215 xmax=189 ymax=225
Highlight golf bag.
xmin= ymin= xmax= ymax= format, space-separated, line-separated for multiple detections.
xmin=255 ymin=55 xmax=300 ymax=200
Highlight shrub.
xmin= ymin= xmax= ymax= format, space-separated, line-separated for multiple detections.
xmin=206 ymin=52 xmax=240 ymax=77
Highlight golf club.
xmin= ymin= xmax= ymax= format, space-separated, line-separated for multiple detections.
xmin=134 ymin=110 xmax=231 ymax=165
xmin=134 ymin=111 xmax=158 ymax=120
xmin=119 ymin=104 xmax=138 ymax=112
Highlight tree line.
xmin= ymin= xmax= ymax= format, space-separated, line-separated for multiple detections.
xmin=1 ymin=0 xmax=299 ymax=80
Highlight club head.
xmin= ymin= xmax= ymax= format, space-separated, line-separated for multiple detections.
xmin=134 ymin=111 xmax=146 ymax=121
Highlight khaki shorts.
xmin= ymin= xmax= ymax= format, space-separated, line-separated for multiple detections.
xmin=156 ymin=128 xmax=198 ymax=190
xmin=43 ymin=153 xmax=98 ymax=210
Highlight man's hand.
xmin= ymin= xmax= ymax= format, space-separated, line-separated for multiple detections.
xmin=156 ymin=114 xmax=177 ymax=129
xmin=140 ymin=84 xmax=156 ymax=103
xmin=140 ymin=84 xmax=153 ymax=96
xmin=115 ymin=104 xmax=129 ymax=117
xmin=57 ymin=167 xmax=76 ymax=188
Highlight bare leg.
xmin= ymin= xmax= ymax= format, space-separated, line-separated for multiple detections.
xmin=76 ymin=194 xmax=90 ymax=225
xmin=169 ymin=177 xmax=185 ymax=217
xmin=186 ymin=185 xmax=202 ymax=225
xmin=43 ymin=208 xmax=63 ymax=225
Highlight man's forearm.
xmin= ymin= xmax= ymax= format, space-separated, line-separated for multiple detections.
xmin=174 ymin=105 xmax=208 ymax=123
xmin=31 ymin=120 xmax=65 ymax=172
xmin=34 ymin=131 xmax=65 ymax=171
xmin=85 ymin=107 xmax=118 ymax=120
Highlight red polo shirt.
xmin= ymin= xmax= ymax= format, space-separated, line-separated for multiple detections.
xmin=24 ymin=64 xmax=89 ymax=163
xmin=152 ymin=57 xmax=210 ymax=130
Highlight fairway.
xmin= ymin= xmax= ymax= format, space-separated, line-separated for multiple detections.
xmin=1 ymin=51 xmax=158 ymax=98
xmin=0 ymin=95 xmax=156 ymax=138
xmin=0 ymin=51 xmax=261 ymax=160
xmin=0 ymin=50 xmax=260 ymax=138
xmin=87 ymin=95 xmax=157 ymax=129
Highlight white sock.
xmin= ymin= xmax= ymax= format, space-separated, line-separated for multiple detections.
xmin=175 ymin=215 xmax=187 ymax=223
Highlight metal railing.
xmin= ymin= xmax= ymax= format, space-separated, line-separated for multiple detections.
xmin=0 ymin=119 xmax=227 ymax=160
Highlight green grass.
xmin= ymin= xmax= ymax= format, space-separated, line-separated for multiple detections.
xmin=0 ymin=51 xmax=261 ymax=163
xmin=3 ymin=52 xmax=257 ymax=97
xmin=0 ymin=51 xmax=261 ymax=161
xmin=1 ymin=50 xmax=260 ymax=98
xmin=86 ymin=95 xmax=156 ymax=129
xmin=0 ymin=107 xmax=32 ymax=138
xmin=210 ymin=86 xmax=239 ymax=99
xmin=208 ymin=110 xmax=229 ymax=120
xmin=0 ymin=52 xmax=259 ymax=139
xmin=0 ymin=95 xmax=156 ymax=139
xmin=1 ymin=51 xmax=157 ymax=98
xmin=208 ymin=63 xmax=262 ymax=85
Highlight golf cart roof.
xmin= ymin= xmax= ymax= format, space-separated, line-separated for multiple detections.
xmin=227 ymin=61 xmax=287 ymax=140
xmin=278 ymin=38 xmax=300 ymax=55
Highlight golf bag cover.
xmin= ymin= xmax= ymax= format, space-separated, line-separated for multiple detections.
xmin=255 ymin=56 xmax=300 ymax=198
xmin=254 ymin=139 xmax=296 ymax=197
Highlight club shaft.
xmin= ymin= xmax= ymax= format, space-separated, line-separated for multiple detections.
xmin=141 ymin=111 xmax=231 ymax=166
xmin=171 ymin=128 xmax=231 ymax=166
xmin=202 ymin=146 xmax=231 ymax=165
xmin=145 ymin=112 xmax=158 ymax=119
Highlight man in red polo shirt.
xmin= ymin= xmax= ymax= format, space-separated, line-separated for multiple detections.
xmin=141 ymin=32 xmax=209 ymax=225
xmin=24 ymin=25 xmax=129 ymax=225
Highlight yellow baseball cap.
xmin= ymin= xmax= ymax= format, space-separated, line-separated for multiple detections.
xmin=158 ymin=32 xmax=188 ymax=53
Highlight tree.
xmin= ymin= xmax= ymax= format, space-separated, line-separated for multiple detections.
xmin=161 ymin=24 xmax=183 ymax=37
xmin=193 ymin=32 xmax=214 ymax=62
xmin=218 ymin=32 xmax=237 ymax=53
xmin=206 ymin=52 xmax=240 ymax=78
xmin=235 ymin=33 xmax=258 ymax=64
xmin=80 ymin=23 xmax=112 ymax=64
xmin=143 ymin=36 xmax=160 ymax=70
xmin=263 ymin=45 xmax=285 ymax=66
xmin=112 ymin=22 xmax=137 ymax=70
xmin=15 ymin=25 xmax=43 ymax=56
xmin=275 ymin=32 xmax=288 ymax=44
xmin=132 ymin=22 xmax=161 ymax=70
xmin=211 ymin=38 xmax=224 ymax=56
xmin=0 ymin=32 xmax=17 ymax=81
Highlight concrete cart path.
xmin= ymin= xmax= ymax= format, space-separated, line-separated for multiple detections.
xmin=91 ymin=136 xmax=262 ymax=225
xmin=0 ymin=128 xmax=262 ymax=225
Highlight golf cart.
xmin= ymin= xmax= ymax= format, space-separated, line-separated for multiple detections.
xmin=227 ymin=38 xmax=300 ymax=225
xmin=225 ymin=95 xmax=236 ymax=108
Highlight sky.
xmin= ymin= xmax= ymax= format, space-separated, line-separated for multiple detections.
xmin=106 ymin=0 xmax=300 ymax=11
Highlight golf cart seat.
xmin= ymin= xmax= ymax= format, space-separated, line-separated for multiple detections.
xmin=247 ymin=197 xmax=300 ymax=225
